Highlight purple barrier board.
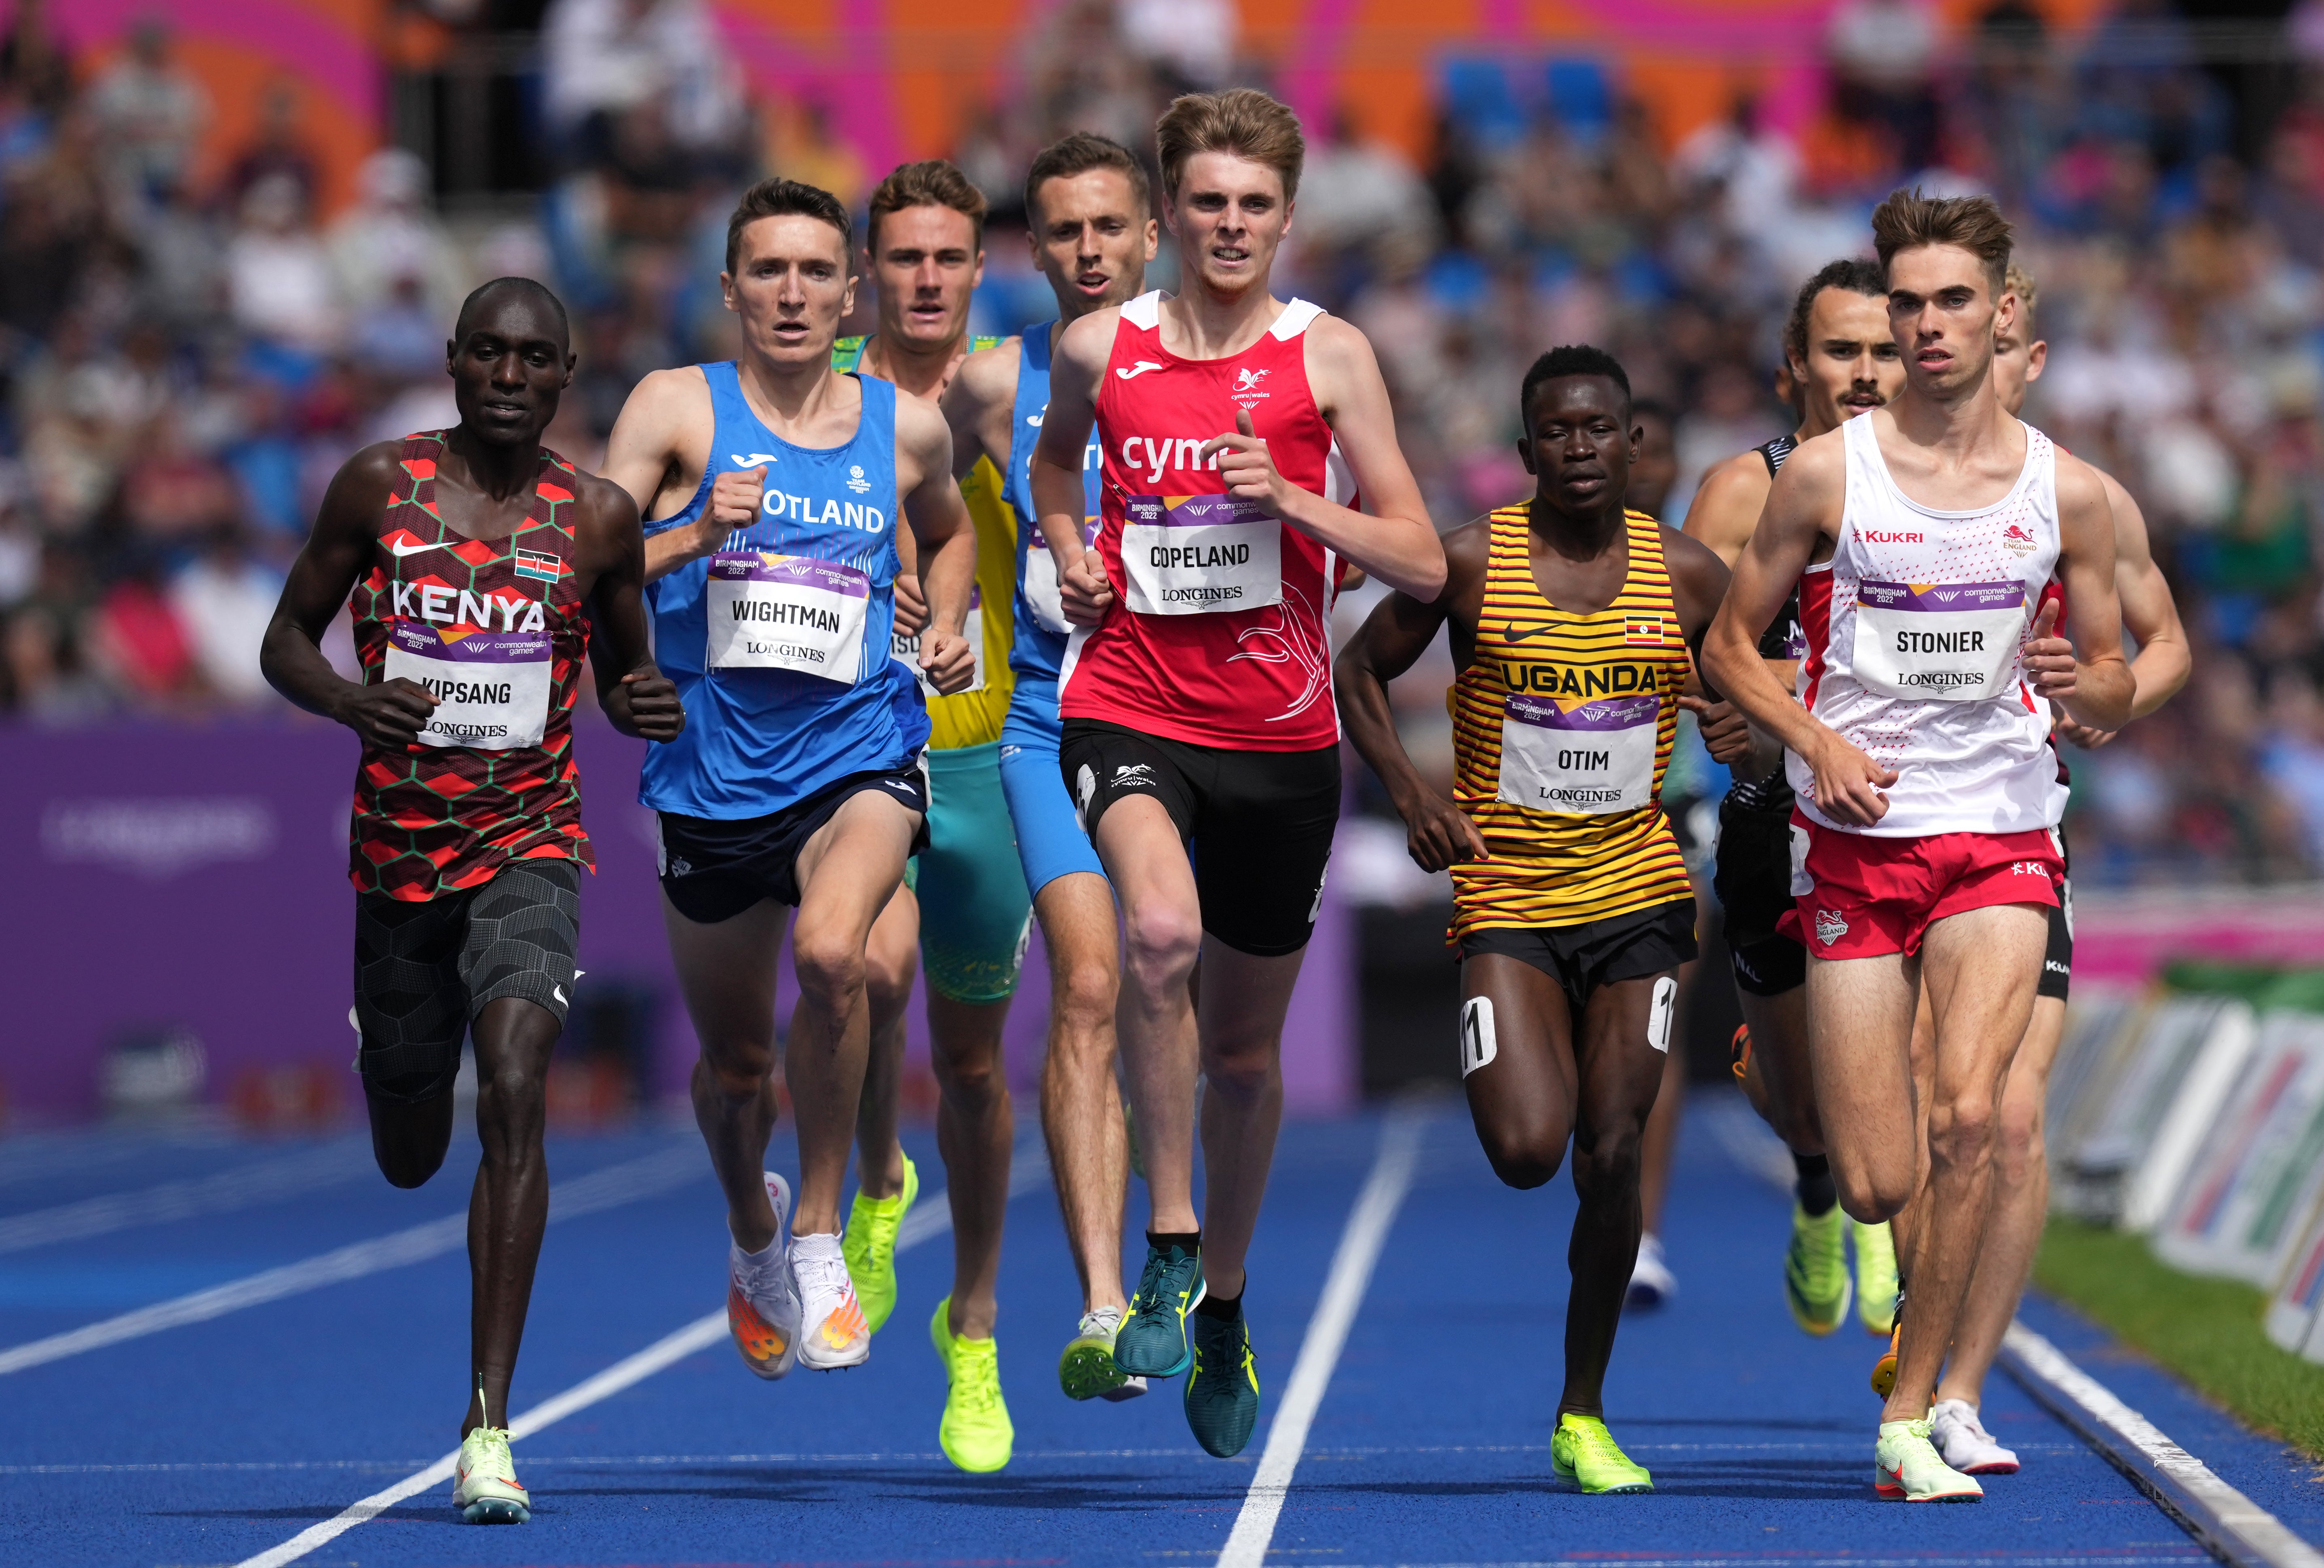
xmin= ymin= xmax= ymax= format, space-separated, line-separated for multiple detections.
xmin=0 ymin=720 xmax=1354 ymax=1121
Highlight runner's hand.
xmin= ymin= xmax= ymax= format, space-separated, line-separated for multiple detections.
xmin=919 ymin=628 xmax=975 ymax=694
xmin=1060 ymin=551 xmax=1114 ymax=625
xmin=893 ymin=570 xmax=930 ymax=636
xmin=2056 ymin=712 xmax=2117 ymax=749
xmin=1801 ymin=727 xmax=1897 ymax=826
xmin=335 ymin=677 xmax=436 ymax=750
xmin=1680 ymin=695 xmax=1753 ymax=766
xmin=1401 ymin=788 xmax=1489 ymax=872
xmin=1201 ymin=411 xmax=1290 ymax=516
xmin=681 ymin=464 xmax=764 ymax=561
xmin=614 ymin=670 xmax=685 ymax=742
xmin=2024 ymin=597 xmax=2075 ymax=701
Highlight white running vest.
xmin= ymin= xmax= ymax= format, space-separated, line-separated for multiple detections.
xmin=1788 ymin=414 xmax=2061 ymax=837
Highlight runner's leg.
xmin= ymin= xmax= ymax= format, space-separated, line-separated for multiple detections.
xmin=1037 ymin=870 xmax=1131 ymax=1315
xmin=930 ymin=992 xmax=1014 ymax=1337
xmin=855 ymin=887 xmax=919 ymax=1202
xmin=1804 ymin=951 xmax=1921 ymax=1227
xmin=1638 ymin=1034 xmax=1684 ymax=1235
xmin=1564 ymin=970 xmax=1672 ymax=1415
xmin=1095 ymin=796 xmax=1204 ymax=1237
xmin=464 ymin=997 xmax=558 ymax=1432
xmin=1190 ymin=938 xmax=1303 ymax=1300
xmin=669 ymin=896 xmax=789 ymax=1252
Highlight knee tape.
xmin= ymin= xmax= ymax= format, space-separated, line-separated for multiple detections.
xmin=1459 ymin=995 xmax=1497 ymax=1078
xmin=1648 ymin=976 xmax=1677 ymax=1054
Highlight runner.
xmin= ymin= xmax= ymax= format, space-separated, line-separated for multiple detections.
xmin=258 ymin=277 xmax=684 ymax=1525
xmin=1028 ymin=87 xmax=1445 ymax=1458
xmin=1918 ymin=263 xmax=2189 ymax=1475
xmin=1337 ymin=346 xmax=1743 ymax=1492
xmin=1682 ymin=260 xmax=1906 ymax=1338
xmin=599 ymin=178 xmax=978 ymax=1389
xmin=943 ymin=131 xmax=1159 ymax=1404
xmin=1702 ymin=190 xmax=2134 ymax=1503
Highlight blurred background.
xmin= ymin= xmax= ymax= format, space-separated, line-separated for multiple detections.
xmin=5 ymin=0 xmax=2324 ymax=1132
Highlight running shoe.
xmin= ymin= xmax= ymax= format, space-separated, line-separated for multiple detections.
xmin=1183 ymin=1307 xmax=1260 ymax=1458
xmin=452 ymin=1424 xmax=530 ymax=1524
xmin=1785 ymin=1202 xmax=1852 ymax=1335
xmin=842 ymin=1151 xmax=918 ymax=1335
xmin=1551 ymin=1413 xmax=1654 ymax=1494
xmin=1855 ymin=1218 xmax=1899 ymax=1335
xmin=1929 ymin=1398 xmax=2020 ymax=1474
xmin=1115 ymin=1241 xmax=1205 ymax=1378
xmin=1059 ymin=1305 xmax=1149 ymax=1402
xmin=931 ymin=1296 xmax=1014 ymax=1472
xmin=726 ymin=1172 xmax=802 ymax=1379
xmin=1875 ymin=1417 xmax=1983 ymax=1501
xmin=1870 ymin=1315 xmax=1902 ymax=1398
xmin=1626 ymin=1233 xmax=1676 ymax=1311
xmin=792 ymin=1231 xmax=871 ymax=1370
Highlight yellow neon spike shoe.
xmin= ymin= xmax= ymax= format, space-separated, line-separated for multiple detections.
xmin=452 ymin=1425 xmax=530 ymax=1524
xmin=1875 ymin=1417 xmax=1982 ymax=1501
xmin=842 ymin=1152 xmax=917 ymax=1334
xmin=1855 ymin=1219 xmax=1899 ymax=1336
xmin=1785 ymin=1202 xmax=1852 ymax=1335
xmin=931 ymin=1296 xmax=1014 ymax=1473
xmin=1551 ymin=1413 xmax=1654 ymax=1494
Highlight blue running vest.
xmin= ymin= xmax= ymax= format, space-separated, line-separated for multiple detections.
xmin=1004 ymin=322 xmax=1103 ymax=683
xmin=641 ymin=362 xmax=927 ymax=819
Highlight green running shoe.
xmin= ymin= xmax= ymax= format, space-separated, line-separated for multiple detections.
xmin=842 ymin=1152 xmax=917 ymax=1334
xmin=1552 ymin=1413 xmax=1653 ymax=1494
xmin=1854 ymin=1218 xmax=1898 ymax=1335
xmin=930 ymin=1296 xmax=1013 ymax=1473
xmin=452 ymin=1424 xmax=530 ymax=1524
xmin=1115 ymin=1241 xmax=1205 ymax=1378
xmin=1874 ymin=1417 xmax=1982 ymax=1501
xmin=1785 ymin=1202 xmax=1852 ymax=1336
xmin=1183 ymin=1307 xmax=1260 ymax=1458
xmin=1059 ymin=1305 xmax=1150 ymax=1402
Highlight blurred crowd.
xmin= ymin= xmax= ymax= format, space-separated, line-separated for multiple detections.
xmin=1 ymin=0 xmax=2321 ymax=888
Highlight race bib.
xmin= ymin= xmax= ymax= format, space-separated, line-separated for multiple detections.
xmin=706 ymin=551 xmax=870 ymax=683
xmin=1852 ymin=580 xmax=2024 ymax=702
xmin=1119 ymin=494 xmax=1281 ymax=616
xmin=384 ymin=620 xmax=551 ymax=751
xmin=1025 ymin=518 xmax=1101 ymax=635
xmin=892 ymin=584 xmax=984 ymax=697
xmin=1497 ymin=692 xmax=1659 ymax=815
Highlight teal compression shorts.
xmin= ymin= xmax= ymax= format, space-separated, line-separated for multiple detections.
xmin=903 ymin=741 xmax=1034 ymax=1004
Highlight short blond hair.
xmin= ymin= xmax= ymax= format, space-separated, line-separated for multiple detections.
xmin=1871 ymin=186 xmax=2014 ymax=296
xmin=2003 ymin=262 xmax=2038 ymax=337
xmin=1155 ymin=88 xmax=1305 ymax=204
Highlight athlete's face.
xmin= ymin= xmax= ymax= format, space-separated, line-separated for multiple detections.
xmin=1790 ymin=287 xmax=1903 ymax=436
xmin=1991 ymin=312 xmax=2048 ymax=418
xmin=723 ymin=214 xmax=856 ymax=366
xmin=868 ymin=204 xmax=983 ymax=352
xmin=1028 ymin=168 xmax=1157 ymax=319
xmin=1166 ymin=152 xmax=1290 ymax=299
xmin=1518 ymin=375 xmax=1634 ymax=518
xmin=1886 ymin=245 xmax=2008 ymax=398
xmin=446 ymin=295 xmax=572 ymax=448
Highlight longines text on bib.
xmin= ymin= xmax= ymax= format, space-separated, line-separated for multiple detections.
xmin=1851 ymin=579 xmax=2024 ymax=702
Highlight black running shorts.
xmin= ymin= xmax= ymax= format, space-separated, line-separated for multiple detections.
xmin=1460 ymin=898 xmax=1698 ymax=1018
xmin=657 ymin=763 xmax=931 ymax=925
xmin=1058 ymin=718 xmax=1338 ymax=957
xmin=1715 ymin=771 xmax=1806 ymax=998
xmin=353 ymin=856 xmax=581 ymax=1103
xmin=2039 ymin=829 xmax=2073 ymax=1002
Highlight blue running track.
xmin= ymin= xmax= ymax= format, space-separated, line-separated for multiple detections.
xmin=4 ymin=1091 xmax=2319 ymax=1568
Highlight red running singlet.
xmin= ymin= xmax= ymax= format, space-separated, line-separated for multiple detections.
xmin=1058 ymin=290 xmax=1355 ymax=750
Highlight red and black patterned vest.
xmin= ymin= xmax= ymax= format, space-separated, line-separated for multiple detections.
xmin=347 ymin=431 xmax=592 ymax=900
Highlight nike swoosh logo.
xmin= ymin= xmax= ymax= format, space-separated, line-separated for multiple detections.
xmin=553 ymin=984 xmax=567 ymax=1005
xmin=1115 ymin=360 xmax=1164 ymax=381
xmin=1503 ymin=623 xmax=1557 ymax=643
xmin=387 ymin=540 xmax=436 ymax=556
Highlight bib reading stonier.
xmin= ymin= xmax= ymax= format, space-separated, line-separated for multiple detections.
xmin=1060 ymin=290 xmax=1355 ymax=748
xmin=348 ymin=431 xmax=591 ymax=900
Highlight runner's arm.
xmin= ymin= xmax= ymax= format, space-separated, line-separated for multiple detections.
xmin=941 ymin=337 xmax=1020 ymax=482
xmin=2033 ymin=455 xmax=2134 ymax=734
xmin=2057 ymin=470 xmax=2186 ymax=746
xmin=898 ymin=390 xmax=977 ymax=694
xmin=1030 ymin=309 xmax=1113 ymax=625
xmin=573 ymin=473 xmax=684 ymax=743
xmin=258 ymin=443 xmax=439 ymax=750
xmin=601 ymin=368 xmax=758 ymax=584
xmin=1334 ymin=521 xmax=1488 ymax=871
xmin=1680 ymin=452 xmax=1773 ymax=569
xmin=1661 ymin=528 xmax=1752 ymax=767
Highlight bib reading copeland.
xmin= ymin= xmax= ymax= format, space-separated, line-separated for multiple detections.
xmin=1121 ymin=494 xmax=1280 ymax=615
xmin=707 ymin=551 xmax=870 ymax=683
xmin=1852 ymin=580 xmax=2024 ymax=702
xmin=385 ymin=620 xmax=552 ymax=751
xmin=1498 ymin=693 xmax=1659 ymax=815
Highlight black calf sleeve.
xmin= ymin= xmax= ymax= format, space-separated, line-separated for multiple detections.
xmin=1794 ymin=1152 xmax=1837 ymax=1216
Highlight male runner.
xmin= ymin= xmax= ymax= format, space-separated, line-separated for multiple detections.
xmin=943 ymin=131 xmax=1159 ymax=1403
xmin=1703 ymin=190 xmax=2133 ymax=1502
xmin=1338 ymin=346 xmax=1743 ymax=1492
xmin=600 ymin=178 xmax=977 ymax=1387
xmin=1030 ymin=87 xmax=1445 ymax=1458
xmin=1919 ymin=263 xmax=2189 ymax=1475
xmin=260 ymin=278 xmax=684 ymax=1525
xmin=1683 ymin=260 xmax=1906 ymax=1337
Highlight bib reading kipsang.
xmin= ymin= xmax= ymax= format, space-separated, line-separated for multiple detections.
xmin=384 ymin=620 xmax=553 ymax=750
xmin=1120 ymin=493 xmax=1281 ymax=616
xmin=1497 ymin=692 xmax=1659 ymax=815
xmin=707 ymin=550 xmax=871 ymax=682
xmin=1851 ymin=580 xmax=2024 ymax=702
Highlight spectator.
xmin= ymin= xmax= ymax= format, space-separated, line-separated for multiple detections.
xmin=168 ymin=526 xmax=281 ymax=705
xmin=327 ymin=148 xmax=468 ymax=324
xmin=0 ymin=0 xmax=75 ymax=120
xmin=226 ymin=173 xmax=340 ymax=352
xmin=83 ymin=16 xmax=209 ymax=207
xmin=541 ymin=0 xmax=746 ymax=169
xmin=218 ymin=78 xmax=321 ymax=219
xmin=87 ymin=556 xmax=199 ymax=705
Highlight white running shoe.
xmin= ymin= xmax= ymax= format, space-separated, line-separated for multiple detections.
xmin=792 ymin=1231 xmax=871 ymax=1370
xmin=452 ymin=1425 xmax=530 ymax=1524
xmin=1930 ymin=1398 xmax=2020 ymax=1474
xmin=1626 ymin=1232 xmax=1677 ymax=1311
xmin=726 ymin=1172 xmax=802 ymax=1379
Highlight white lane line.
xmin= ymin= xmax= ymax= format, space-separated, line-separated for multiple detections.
xmin=0 ymin=1139 xmax=369 ymax=1255
xmin=234 ymin=1143 xmax=1051 ymax=1568
xmin=1280 ymin=1558 xmax=2214 ymax=1568
xmin=1216 ymin=1107 xmax=1429 ymax=1568
xmin=0 ymin=1143 xmax=704 ymax=1376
